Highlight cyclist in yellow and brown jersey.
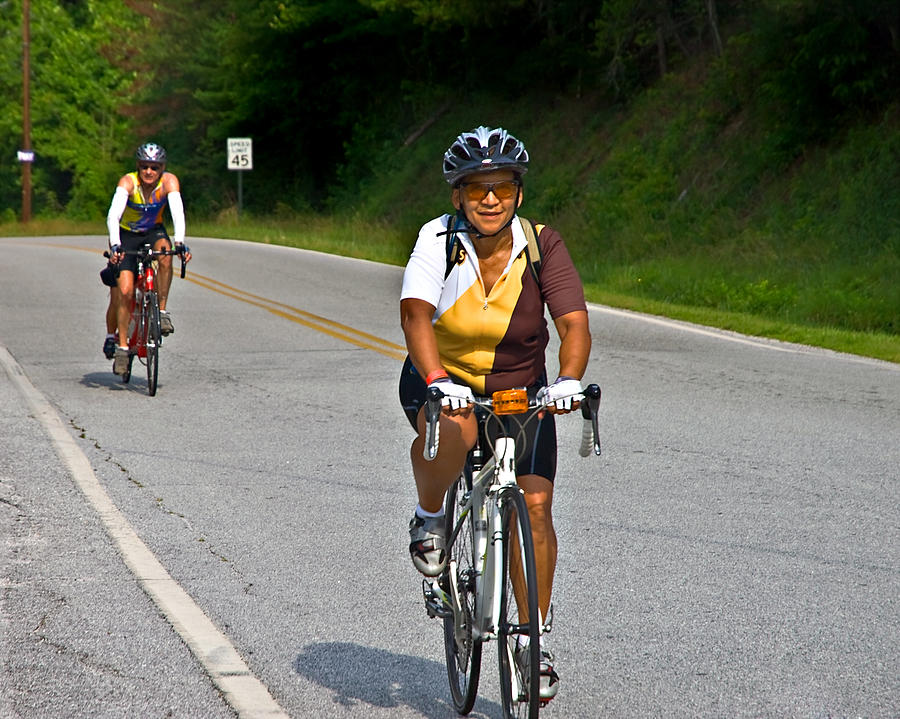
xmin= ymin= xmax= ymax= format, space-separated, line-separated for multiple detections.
xmin=400 ymin=126 xmax=591 ymax=703
xmin=102 ymin=142 xmax=191 ymax=374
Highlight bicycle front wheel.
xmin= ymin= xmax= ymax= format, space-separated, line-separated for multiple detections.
xmin=497 ymin=487 xmax=541 ymax=719
xmin=442 ymin=473 xmax=482 ymax=713
xmin=145 ymin=292 xmax=160 ymax=396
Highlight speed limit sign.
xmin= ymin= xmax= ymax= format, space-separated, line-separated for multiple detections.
xmin=227 ymin=137 xmax=253 ymax=170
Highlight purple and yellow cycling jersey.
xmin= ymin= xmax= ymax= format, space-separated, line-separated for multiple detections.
xmin=119 ymin=172 xmax=168 ymax=233
xmin=401 ymin=214 xmax=586 ymax=395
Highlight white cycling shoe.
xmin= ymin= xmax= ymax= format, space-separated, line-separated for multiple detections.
xmin=515 ymin=644 xmax=560 ymax=703
xmin=408 ymin=513 xmax=447 ymax=577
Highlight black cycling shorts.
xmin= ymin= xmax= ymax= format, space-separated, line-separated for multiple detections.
xmin=399 ymin=355 xmax=558 ymax=483
xmin=115 ymin=225 xmax=170 ymax=275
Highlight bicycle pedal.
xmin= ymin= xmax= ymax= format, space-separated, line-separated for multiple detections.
xmin=422 ymin=581 xmax=452 ymax=619
xmin=541 ymin=601 xmax=554 ymax=634
xmin=425 ymin=598 xmax=452 ymax=619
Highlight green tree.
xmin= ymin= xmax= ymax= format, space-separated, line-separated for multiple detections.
xmin=135 ymin=0 xmax=443 ymax=212
xmin=0 ymin=0 xmax=145 ymax=219
xmin=0 ymin=1 xmax=25 ymax=217
xmin=726 ymin=0 xmax=899 ymax=162
xmin=2 ymin=0 xmax=897 ymax=220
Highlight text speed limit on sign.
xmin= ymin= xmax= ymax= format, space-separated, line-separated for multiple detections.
xmin=227 ymin=137 xmax=253 ymax=170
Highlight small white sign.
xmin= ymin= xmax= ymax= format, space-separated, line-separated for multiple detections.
xmin=17 ymin=150 xmax=34 ymax=163
xmin=227 ymin=137 xmax=253 ymax=170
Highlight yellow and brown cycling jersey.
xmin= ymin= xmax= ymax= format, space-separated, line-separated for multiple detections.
xmin=119 ymin=172 xmax=169 ymax=233
xmin=401 ymin=214 xmax=586 ymax=395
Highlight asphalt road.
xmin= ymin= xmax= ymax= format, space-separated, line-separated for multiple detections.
xmin=1 ymin=235 xmax=897 ymax=718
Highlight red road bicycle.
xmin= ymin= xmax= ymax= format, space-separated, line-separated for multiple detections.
xmin=105 ymin=244 xmax=187 ymax=396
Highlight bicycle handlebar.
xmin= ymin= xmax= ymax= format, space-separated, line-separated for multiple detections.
xmin=423 ymin=382 xmax=601 ymax=461
xmin=104 ymin=244 xmax=189 ymax=278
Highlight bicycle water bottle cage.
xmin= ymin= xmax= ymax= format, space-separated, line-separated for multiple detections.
xmin=492 ymin=388 xmax=528 ymax=415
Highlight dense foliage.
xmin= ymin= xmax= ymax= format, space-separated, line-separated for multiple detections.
xmin=0 ymin=0 xmax=142 ymax=219
xmin=3 ymin=0 xmax=895 ymax=217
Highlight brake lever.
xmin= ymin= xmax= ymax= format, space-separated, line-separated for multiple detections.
xmin=423 ymin=385 xmax=443 ymax=460
xmin=579 ymin=383 xmax=601 ymax=456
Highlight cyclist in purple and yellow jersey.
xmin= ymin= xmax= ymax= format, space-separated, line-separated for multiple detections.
xmin=102 ymin=142 xmax=191 ymax=375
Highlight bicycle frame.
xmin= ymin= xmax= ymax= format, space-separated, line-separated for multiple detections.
xmin=127 ymin=255 xmax=156 ymax=358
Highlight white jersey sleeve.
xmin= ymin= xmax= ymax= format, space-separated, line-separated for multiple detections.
xmin=106 ymin=186 xmax=128 ymax=249
xmin=167 ymin=190 xmax=185 ymax=245
xmin=400 ymin=215 xmax=452 ymax=308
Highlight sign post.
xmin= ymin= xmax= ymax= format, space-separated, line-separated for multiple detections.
xmin=226 ymin=137 xmax=253 ymax=219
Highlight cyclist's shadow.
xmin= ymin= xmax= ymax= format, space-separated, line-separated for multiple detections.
xmin=80 ymin=371 xmax=147 ymax=392
xmin=294 ymin=642 xmax=500 ymax=718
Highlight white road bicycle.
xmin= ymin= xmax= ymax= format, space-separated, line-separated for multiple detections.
xmin=421 ymin=382 xmax=601 ymax=719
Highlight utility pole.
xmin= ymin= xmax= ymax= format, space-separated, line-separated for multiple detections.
xmin=21 ymin=0 xmax=32 ymax=222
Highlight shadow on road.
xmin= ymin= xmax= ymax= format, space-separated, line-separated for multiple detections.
xmin=294 ymin=641 xmax=500 ymax=718
xmin=80 ymin=371 xmax=149 ymax=393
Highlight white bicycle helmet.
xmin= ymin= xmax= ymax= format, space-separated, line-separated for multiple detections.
xmin=135 ymin=142 xmax=167 ymax=164
xmin=442 ymin=126 xmax=529 ymax=185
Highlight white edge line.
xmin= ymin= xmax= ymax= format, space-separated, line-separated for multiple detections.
xmin=0 ymin=345 xmax=291 ymax=719
xmin=588 ymin=302 xmax=900 ymax=369
xmin=589 ymin=303 xmax=802 ymax=351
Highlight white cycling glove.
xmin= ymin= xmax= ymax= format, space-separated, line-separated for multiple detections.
xmin=429 ymin=378 xmax=474 ymax=412
xmin=538 ymin=377 xmax=584 ymax=412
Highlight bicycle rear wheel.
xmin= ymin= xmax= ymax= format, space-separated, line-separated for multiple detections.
xmin=497 ymin=487 xmax=541 ymax=719
xmin=442 ymin=473 xmax=482 ymax=713
xmin=145 ymin=291 xmax=160 ymax=396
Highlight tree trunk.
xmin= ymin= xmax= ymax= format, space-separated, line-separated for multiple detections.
xmin=657 ymin=12 xmax=668 ymax=77
xmin=707 ymin=0 xmax=723 ymax=56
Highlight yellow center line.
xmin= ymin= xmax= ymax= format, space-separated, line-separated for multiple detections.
xmin=187 ymin=273 xmax=406 ymax=360
xmin=23 ymin=240 xmax=408 ymax=361
xmin=28 ymin=241 xmax=103 ymax=254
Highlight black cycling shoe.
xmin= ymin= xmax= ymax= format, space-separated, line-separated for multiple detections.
xmin=103 ymin=335 xmax=116 ymax=359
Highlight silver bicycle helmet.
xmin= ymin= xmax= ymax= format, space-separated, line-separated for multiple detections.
xmin=135 ymin=142 xmax=167 ymax=164
xmin=442 ymin=126 xmax=529 ymax=185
